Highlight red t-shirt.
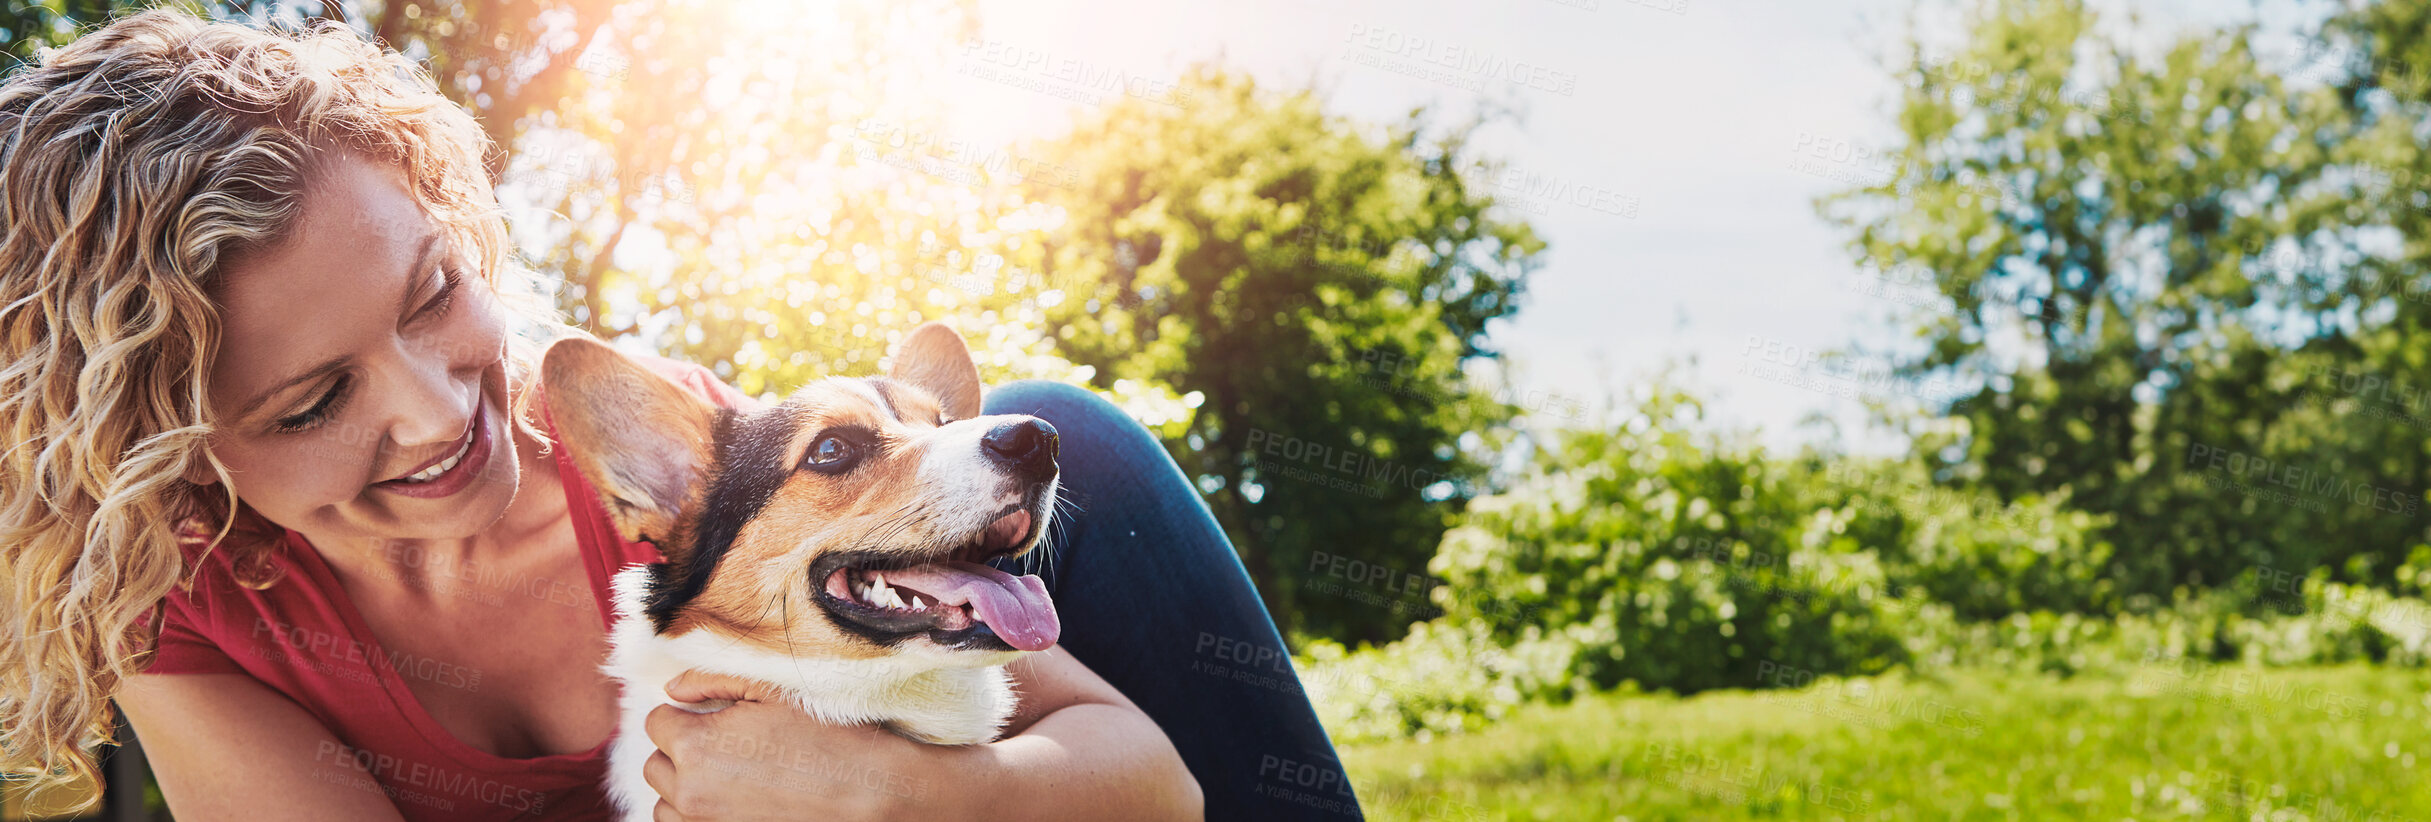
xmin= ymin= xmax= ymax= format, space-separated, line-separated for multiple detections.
xmin=144 ymin=355 xmax=755 ymax=820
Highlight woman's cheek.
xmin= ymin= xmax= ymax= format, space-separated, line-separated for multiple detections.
xmin=213 ymin=428 xmax=380 ymax=518
xmin=448 ymin=275 xmax=511 ymax=369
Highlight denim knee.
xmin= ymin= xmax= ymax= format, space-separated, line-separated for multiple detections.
xmin=984 ymin=380 xmax=1140 ymax=440
xmin=985 ymin=379 xmax=1104 ymax=416
xmin=982 ymin=380 xmax=1194 ymax=504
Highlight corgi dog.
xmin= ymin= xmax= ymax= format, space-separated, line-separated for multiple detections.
xmin=539 ymin=324 xmax=1063 ymax=819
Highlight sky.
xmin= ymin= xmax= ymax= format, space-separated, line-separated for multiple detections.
xmin=925 ymin=0 xmax=1950 ymax=455
xmin=916 ymin=0 xmax=2310 ymax=455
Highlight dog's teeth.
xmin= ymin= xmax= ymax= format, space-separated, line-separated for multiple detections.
xmin=843 ymin=570 xmax=930 ymax=611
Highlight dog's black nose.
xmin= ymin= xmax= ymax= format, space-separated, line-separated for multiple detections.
xmin=983 ymin=418 xmax=1058 ymax=478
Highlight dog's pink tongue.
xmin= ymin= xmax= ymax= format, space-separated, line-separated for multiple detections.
xmin=886 ymin=561 xmax=1060 ymax=651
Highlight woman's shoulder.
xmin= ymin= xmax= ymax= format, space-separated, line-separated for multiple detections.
xmin=148 ymin=522 xmax=322 ymax=676
xmin=159 ymin=520 xmax=303 ymax=620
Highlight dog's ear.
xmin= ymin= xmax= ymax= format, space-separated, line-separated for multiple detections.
xmin=888 ymin=322 xmax=982 ymax=420
xmin=542 ymin=337 xmax=716 ymax=550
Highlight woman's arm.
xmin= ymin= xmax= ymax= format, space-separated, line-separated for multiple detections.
xmin=117 ymin=672 xmax=409 ymax=822
xmin=646 ymin=648 xmax=1201 ymax=821
xmin=962 ymin=647 xmax=1204 ymax=819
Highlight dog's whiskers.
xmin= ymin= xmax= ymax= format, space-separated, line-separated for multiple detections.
xmin=1037 ymin=492 xmax=1083 ymax=583
xmin=778 ymin=590 xmax=820 ymax=691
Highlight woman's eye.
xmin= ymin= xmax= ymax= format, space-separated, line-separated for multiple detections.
xmin=804 ymin=434 xmax=858 ymax=471
xmin=414 ymin=266 xmax=462 ymax=323
xmin=273 ymin=376 xmax=350 ymax=433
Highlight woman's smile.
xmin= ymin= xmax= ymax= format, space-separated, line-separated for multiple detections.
xmin=372 ymin=396 xmax=497 ymax=499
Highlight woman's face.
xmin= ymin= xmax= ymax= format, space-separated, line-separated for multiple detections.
xmin=205 ymin=151 xmax=522 ymax=544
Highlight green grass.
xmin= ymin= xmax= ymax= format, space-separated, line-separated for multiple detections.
xmin=1340 ymin=664 xmax=2431 ymax=820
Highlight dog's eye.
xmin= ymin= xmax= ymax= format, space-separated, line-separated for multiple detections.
xmin=804 ymin=434 xmax=859 ymax=473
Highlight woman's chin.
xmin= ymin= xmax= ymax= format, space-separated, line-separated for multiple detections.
xmin=360 ymin=449 xmax=523 ymax=539
xmin=369 ymin=489 xmax=517 ymax=543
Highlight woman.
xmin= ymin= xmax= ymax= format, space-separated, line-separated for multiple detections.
xmin=0 ymin=9 xmax=1353 ymax=820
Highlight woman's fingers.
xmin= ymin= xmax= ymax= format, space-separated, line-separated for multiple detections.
xmin=665 ymin=669 xmax=777 ymax=705
xmin=643 ymin=748 xmax=680 ymax=802
xmin=644 ymin=702 xmax=699 ymax=756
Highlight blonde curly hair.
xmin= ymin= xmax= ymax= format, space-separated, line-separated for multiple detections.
xmin=0 ymin=6 xmax=562 ymax=802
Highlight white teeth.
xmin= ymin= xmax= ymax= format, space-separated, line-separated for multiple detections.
xmin=863 ymin=574 xmax=900 ymax=609
xmin=396 ymin=437 xmax=473 ymax=484
xmin=849 ymin=572 xmax=929 ymax=611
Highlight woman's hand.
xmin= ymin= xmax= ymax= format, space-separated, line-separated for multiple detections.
xmin=641 ymin=671 xmax=976 ymax=821
xmin=643 ymin=651 xmax=1200 ymax=821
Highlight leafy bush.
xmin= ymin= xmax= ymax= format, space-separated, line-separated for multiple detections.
xmin=1303 ymin=390 xmax=1924 ymax=740
xmin=1818 ymin=461 xmax=2118 ymax=619
xmin=1298 ymin=621 xmax=1580 ymax=744
xmin=1425 ymin=392 xmax=1911 ymax=697
xmin=1297 ymin=385 xmax=2431 ymax=742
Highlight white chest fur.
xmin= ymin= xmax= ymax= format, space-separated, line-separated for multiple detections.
xmin=598 ymin=566 xmax=1019 ymax=819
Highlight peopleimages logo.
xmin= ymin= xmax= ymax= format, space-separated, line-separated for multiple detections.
xmin=1244 ymin=426 xmax=1473 ymax=497
xmin=2308 ymin=364 xmax=2431 ymax=415
xmin=955 ymin=39 xmax=1194 ymax=109
xmin=1341 ymin=24 xmax=1579 ymax=97
xmin=1459 ymin=160 xmax=1639 ymax=218
xmin=314 ymin=741 xmax=548 ymax=813
xmin=849 ymin=118 xmax=1082 ymax=189
xmin=251 ymin=618 xmax=483 ymax=692
xmin=2186 ymin=443 xmax=2419 ymax=516
xmin=1255 ymin=753 xmax=1359 ymax=815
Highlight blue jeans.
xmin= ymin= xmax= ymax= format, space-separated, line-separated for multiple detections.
xmin=983 ymin=381 xmax=1365 ymax=821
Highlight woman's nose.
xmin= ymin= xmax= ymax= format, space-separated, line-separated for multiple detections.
xmin=378 ymin=347 xmax=476 ymax=448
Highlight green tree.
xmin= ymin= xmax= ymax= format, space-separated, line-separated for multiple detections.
xmin=1825 ymin=0 xmax=2431 ymax=604
xmin=1016 ymin=70 xmax=1545 ymax=643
